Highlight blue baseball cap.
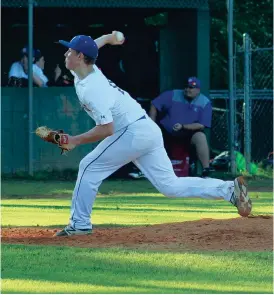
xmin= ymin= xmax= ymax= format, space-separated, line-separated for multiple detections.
xmin=34 ymin=49 xmax=43 ymax=60
xmin=59 ymin=35 xmax=98 ymax=59
xmin=21 ymin=46 xmax=35 ymax=57
xmin=187 ymin=77 xmax=201 ymax=88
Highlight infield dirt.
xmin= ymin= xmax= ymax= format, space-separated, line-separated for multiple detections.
xmin=2 ymin=215 xmax=272 ymax=251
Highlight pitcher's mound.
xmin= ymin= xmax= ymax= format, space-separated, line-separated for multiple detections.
xmin=2 ymin=216 xmax=273 ymax=251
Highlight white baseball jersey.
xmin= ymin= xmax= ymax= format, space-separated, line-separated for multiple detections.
xmin=9 ymin=62 xmax=28 ymax=79
xmin=71 ymin=65 xmax=146 ymax=132
xmin=33 ymin=64 xmax=48 ymax=87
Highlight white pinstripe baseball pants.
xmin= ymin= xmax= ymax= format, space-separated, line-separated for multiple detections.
xmin=69 ymin=116 xmax=234 ymax=229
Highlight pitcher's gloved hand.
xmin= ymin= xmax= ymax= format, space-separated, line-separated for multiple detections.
xmin=35 ymin=126 xmax=75 ymax=154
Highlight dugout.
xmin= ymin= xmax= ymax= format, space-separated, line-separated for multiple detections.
xmin=1 ymin=0 xmax=210 ymax=175
xmin=1 ymin=0 xmax=210 ymax=98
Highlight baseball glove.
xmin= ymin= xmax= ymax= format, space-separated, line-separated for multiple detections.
xmin=35 ymin=126 xmax=75 ymax=154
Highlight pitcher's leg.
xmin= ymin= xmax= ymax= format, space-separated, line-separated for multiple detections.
xmin=69 ymin=129 xmax=142 ymax=230
xmin=69 ymin=160 xmax=112 ymax=230
xmin=57 ymin=158 xmax=121 ymax=236
xmin=134 ymin=146 xmax=234 ymax=201
xmin=58 ymin=119 xmax=161 ymax=236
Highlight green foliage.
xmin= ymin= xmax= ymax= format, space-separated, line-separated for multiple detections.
xmin=209 ymin=0 xmax=273 ymax=88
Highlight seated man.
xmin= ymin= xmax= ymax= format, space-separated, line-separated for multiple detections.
xmin=32 ymin=49 xmax=50 ymax=87
xmin=150 ymin=77 xmax=212 ymax=178
xmin=8 ymin=46 xmax=43 ymax=87
xmin=8 ymin=47 xmax=30 ymax=87
xmin=33 ymin=49 xmax=72 ymax=87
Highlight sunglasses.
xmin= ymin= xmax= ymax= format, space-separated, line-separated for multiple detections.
xmin=185 ymin=85 xmax=197 ymax=89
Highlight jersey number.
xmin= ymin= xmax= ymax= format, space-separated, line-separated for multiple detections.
xmin=108 ymin=80 xmax=124 ymax=95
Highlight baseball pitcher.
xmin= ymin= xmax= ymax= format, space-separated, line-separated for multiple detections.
xmin=36 ymin=31 xmax=252 ymax=236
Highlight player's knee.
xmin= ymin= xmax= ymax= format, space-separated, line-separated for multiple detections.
xmin=159 ymin=186 xmax=178 ymax=198
xmin=79 ymin=158 xmax=89 ymax=171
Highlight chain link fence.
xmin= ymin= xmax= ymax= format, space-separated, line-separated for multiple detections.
xmin=250 ymin=44 xmax=273 ymax=162
xmin=209 ymin=35 xmax=273 ymax=166
xmin=210 ymin=92 xmax=229 ymax=153
xmin=210 ymin=91 xmax=243 ymax=155
xmin=234 ymin=37 xmax=273 ymax=164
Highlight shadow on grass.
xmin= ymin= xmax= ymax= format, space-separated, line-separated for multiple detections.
xmin=1 ymin=245 xmax=272 ymax=294
xmin=0 ymin=203 xmax=240 ymax=214
xmin=1 ymin=195 xmax=72 ymax=200
xmin=1 ymin=204 xmax=70 ymax=210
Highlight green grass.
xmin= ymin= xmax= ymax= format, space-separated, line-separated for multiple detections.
xmin=1 ymin=179 xmax=157 ymax=197
xmin=1 ymin=179 xmax=273 ymax=293
xmin=1 ymin=179 xmax=273 ymax=227
xmin=1 ymin=192 xmax=273 ymax=227
xmin=2 ymin=245 xmax=273 ymax=294
xmin=2 ymin=178 xmax=272 ymax=197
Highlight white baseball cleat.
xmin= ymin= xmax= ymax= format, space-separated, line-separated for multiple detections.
xmin=128 ymin=171 xmax=146 ymax=179
xmin=55 ymin=225 xmax=92 ymax=237
xmin=230 ymin=176 xmax=252 ymax=217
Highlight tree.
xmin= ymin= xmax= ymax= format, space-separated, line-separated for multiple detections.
xmin=209 ymin=0 xmax=273 ymax=88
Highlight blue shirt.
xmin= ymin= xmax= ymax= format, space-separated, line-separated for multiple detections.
xmin=152 ymin=90 xmax=212 ymax=134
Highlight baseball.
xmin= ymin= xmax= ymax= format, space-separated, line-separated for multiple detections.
xmin=115 ymin=31 xmax=125 ymax=42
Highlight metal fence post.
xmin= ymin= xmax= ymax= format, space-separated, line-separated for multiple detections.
xmin=227 ymin=0 xmax=236 ymax=174
xmin=243 ymin=33 xmax=252 ymax=173
xmin=28 ymin=0 xmax=34 ymax=176
xmin=233 ymin=42 xmax=240 ymax=152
